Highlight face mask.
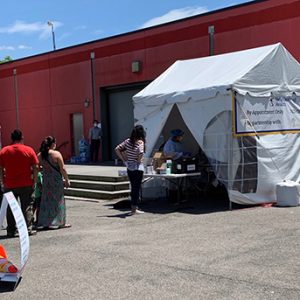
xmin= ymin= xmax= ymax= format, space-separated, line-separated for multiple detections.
xmin=94 ymin=123 xmax=97 ymax=127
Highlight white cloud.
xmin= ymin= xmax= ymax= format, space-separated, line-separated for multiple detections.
xmin=18 ymin=45 xmax=32 ymax=50
xmin=0 ymin=44 xmax=32 ymax=52
xmin=57 ymin=32 xmax=71 ymax=42
xmin=140 ymin=6 xmax=208 ymax=28
xmin=92 ymin=29 xmax=104 ymax=36
xmin=0 ymin=45 xmax=15 ymax=51
xmin=0 ymin=20 xmax=63 ymax=40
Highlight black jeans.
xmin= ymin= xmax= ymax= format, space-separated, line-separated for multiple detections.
xmin=127 ymin=170 xmax=143 ymax=207
xmin=90 ymin=139 xmax=100 ymax=162
xmin=5 ymin=186 xmax=34 ymax=234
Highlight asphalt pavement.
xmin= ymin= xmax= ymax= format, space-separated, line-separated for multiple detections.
xmin=0 ymin=196 xmax=300 ymax=300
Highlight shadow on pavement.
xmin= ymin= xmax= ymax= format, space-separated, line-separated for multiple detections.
xmin=105 ymin=212 xmax=132 ymax=219
xmin=0 ymin=285 xmax=15 ymax=293
xmin=0 ymin=278 xmax=21 ymax=293
xmin=105 ymin=185 xmax=255 ymax=216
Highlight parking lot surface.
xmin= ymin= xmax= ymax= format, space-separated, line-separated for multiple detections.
xmin=0 ymin=197 xmax=299 ymax=299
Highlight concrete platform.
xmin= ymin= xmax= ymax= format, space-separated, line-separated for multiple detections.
xmin=65 ymin=164 xmax=130 ymax=200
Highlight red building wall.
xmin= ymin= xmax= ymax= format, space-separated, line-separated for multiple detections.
xmin=0 ymin=0 xmax=299 ymax=158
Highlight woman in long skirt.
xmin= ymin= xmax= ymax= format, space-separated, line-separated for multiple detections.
xmin=37 ymin=136 xmax=71 ymax=229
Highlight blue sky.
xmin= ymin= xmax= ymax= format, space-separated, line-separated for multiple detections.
xmin=0 ymin=0 xmax=252 ymax=60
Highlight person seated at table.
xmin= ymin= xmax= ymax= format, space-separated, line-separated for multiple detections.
xmin=163 ymin=129 xmax=191 ymax=160
xmin=163 ymin=129 xmax=191 ymax=203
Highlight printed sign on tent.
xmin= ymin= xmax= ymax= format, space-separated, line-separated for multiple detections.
xmin=234 ymin=94 xmax=300 ymax=136
xmin=0 ymin=192 xmax=30 ymax=288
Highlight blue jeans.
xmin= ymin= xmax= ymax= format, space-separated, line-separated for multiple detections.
xmin=127 ymin=170 xmax=143 ymax=207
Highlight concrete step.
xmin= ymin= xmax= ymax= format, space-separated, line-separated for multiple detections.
xmin=64 ymin=187 xmax=130 ymax=200
xmin=65 ymin=196 xmax=103 ymax=203
xmin=65 ymin=195 xmax=130 ymax=203
xmin=67 ymin=170 xmax=130 ymax=200
xmin=70 ymin=179 xmax=130 ymax=191
xmin=69 ymin=174 xmax=128 ymax=182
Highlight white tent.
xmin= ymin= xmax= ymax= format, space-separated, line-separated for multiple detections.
xmin=133 ymin=43 xmax=300 ymax=205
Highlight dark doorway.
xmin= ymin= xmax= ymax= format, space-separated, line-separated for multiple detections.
xmin=101 ymin=83 xmax=148 ymax=161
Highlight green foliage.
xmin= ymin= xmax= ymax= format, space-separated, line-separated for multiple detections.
xmin=0 ymin=56 xmax=13 ymax=64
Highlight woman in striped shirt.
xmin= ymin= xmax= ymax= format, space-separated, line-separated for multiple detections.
xmin=115 ymin=125 xmax=146 ymax=214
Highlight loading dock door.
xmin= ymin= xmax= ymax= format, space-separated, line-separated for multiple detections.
xmin=108 ymin=88 xmax=140 ymax=160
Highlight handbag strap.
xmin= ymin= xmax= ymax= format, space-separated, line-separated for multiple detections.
xmin=45 ymin=157 xmax=61 ymax=174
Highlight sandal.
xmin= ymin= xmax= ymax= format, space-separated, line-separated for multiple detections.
xmin=59 ymin=224 xmax=72 ymax=229
xmin=48 ymin=225 xmax=59 ymax=230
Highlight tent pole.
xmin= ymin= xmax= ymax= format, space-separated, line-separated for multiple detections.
xmin=228 ymin=130 xmax=233 ymax=211
xmin=228 ymin=91 xmax=236 ymax=211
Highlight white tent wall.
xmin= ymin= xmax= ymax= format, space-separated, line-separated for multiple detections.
xmin=177 ymin=92 xmax=241 ymax=193
xmin=136 ymin=103 xmax=199 ymax=157
xmin=203 ymin=110 xmax=241 ymax=188
xmin=256 ymin=133 xmax=300 ymax=198
xmin=135 ymin=103 xmax=173 ymax=158
xmin=229 ymin=132 xmax=300 ymax=205
xmin=177 ymin=93 xmax=233 ymax=158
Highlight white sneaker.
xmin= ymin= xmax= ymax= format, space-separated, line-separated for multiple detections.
xmin=130 ymin=208 xmax=144 ymax=215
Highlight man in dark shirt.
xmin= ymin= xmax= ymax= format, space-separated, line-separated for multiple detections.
xmin=89 ymin=120 xmax=102 ymax=162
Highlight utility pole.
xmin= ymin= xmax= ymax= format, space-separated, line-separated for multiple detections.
xmin=208 ymin=25 xmax=215 ymax=56
xmin=47 ymin=21 xmax=56 ymax=50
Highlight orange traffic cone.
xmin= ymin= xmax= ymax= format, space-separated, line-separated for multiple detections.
xmin=0 ymin=244 xmax=18 ymax=273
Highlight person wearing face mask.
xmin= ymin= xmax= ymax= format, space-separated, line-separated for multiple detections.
xmin=163 ymin=129 xmax=190 ymax=160
xmin=89 ymin=119 xmax=102 ymax=163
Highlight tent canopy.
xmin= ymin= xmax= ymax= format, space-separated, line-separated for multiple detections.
xmin=134 ymin=43 xmax=300 ymax=112
xmin=133 ymin=43 xmax=300 ymax=205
